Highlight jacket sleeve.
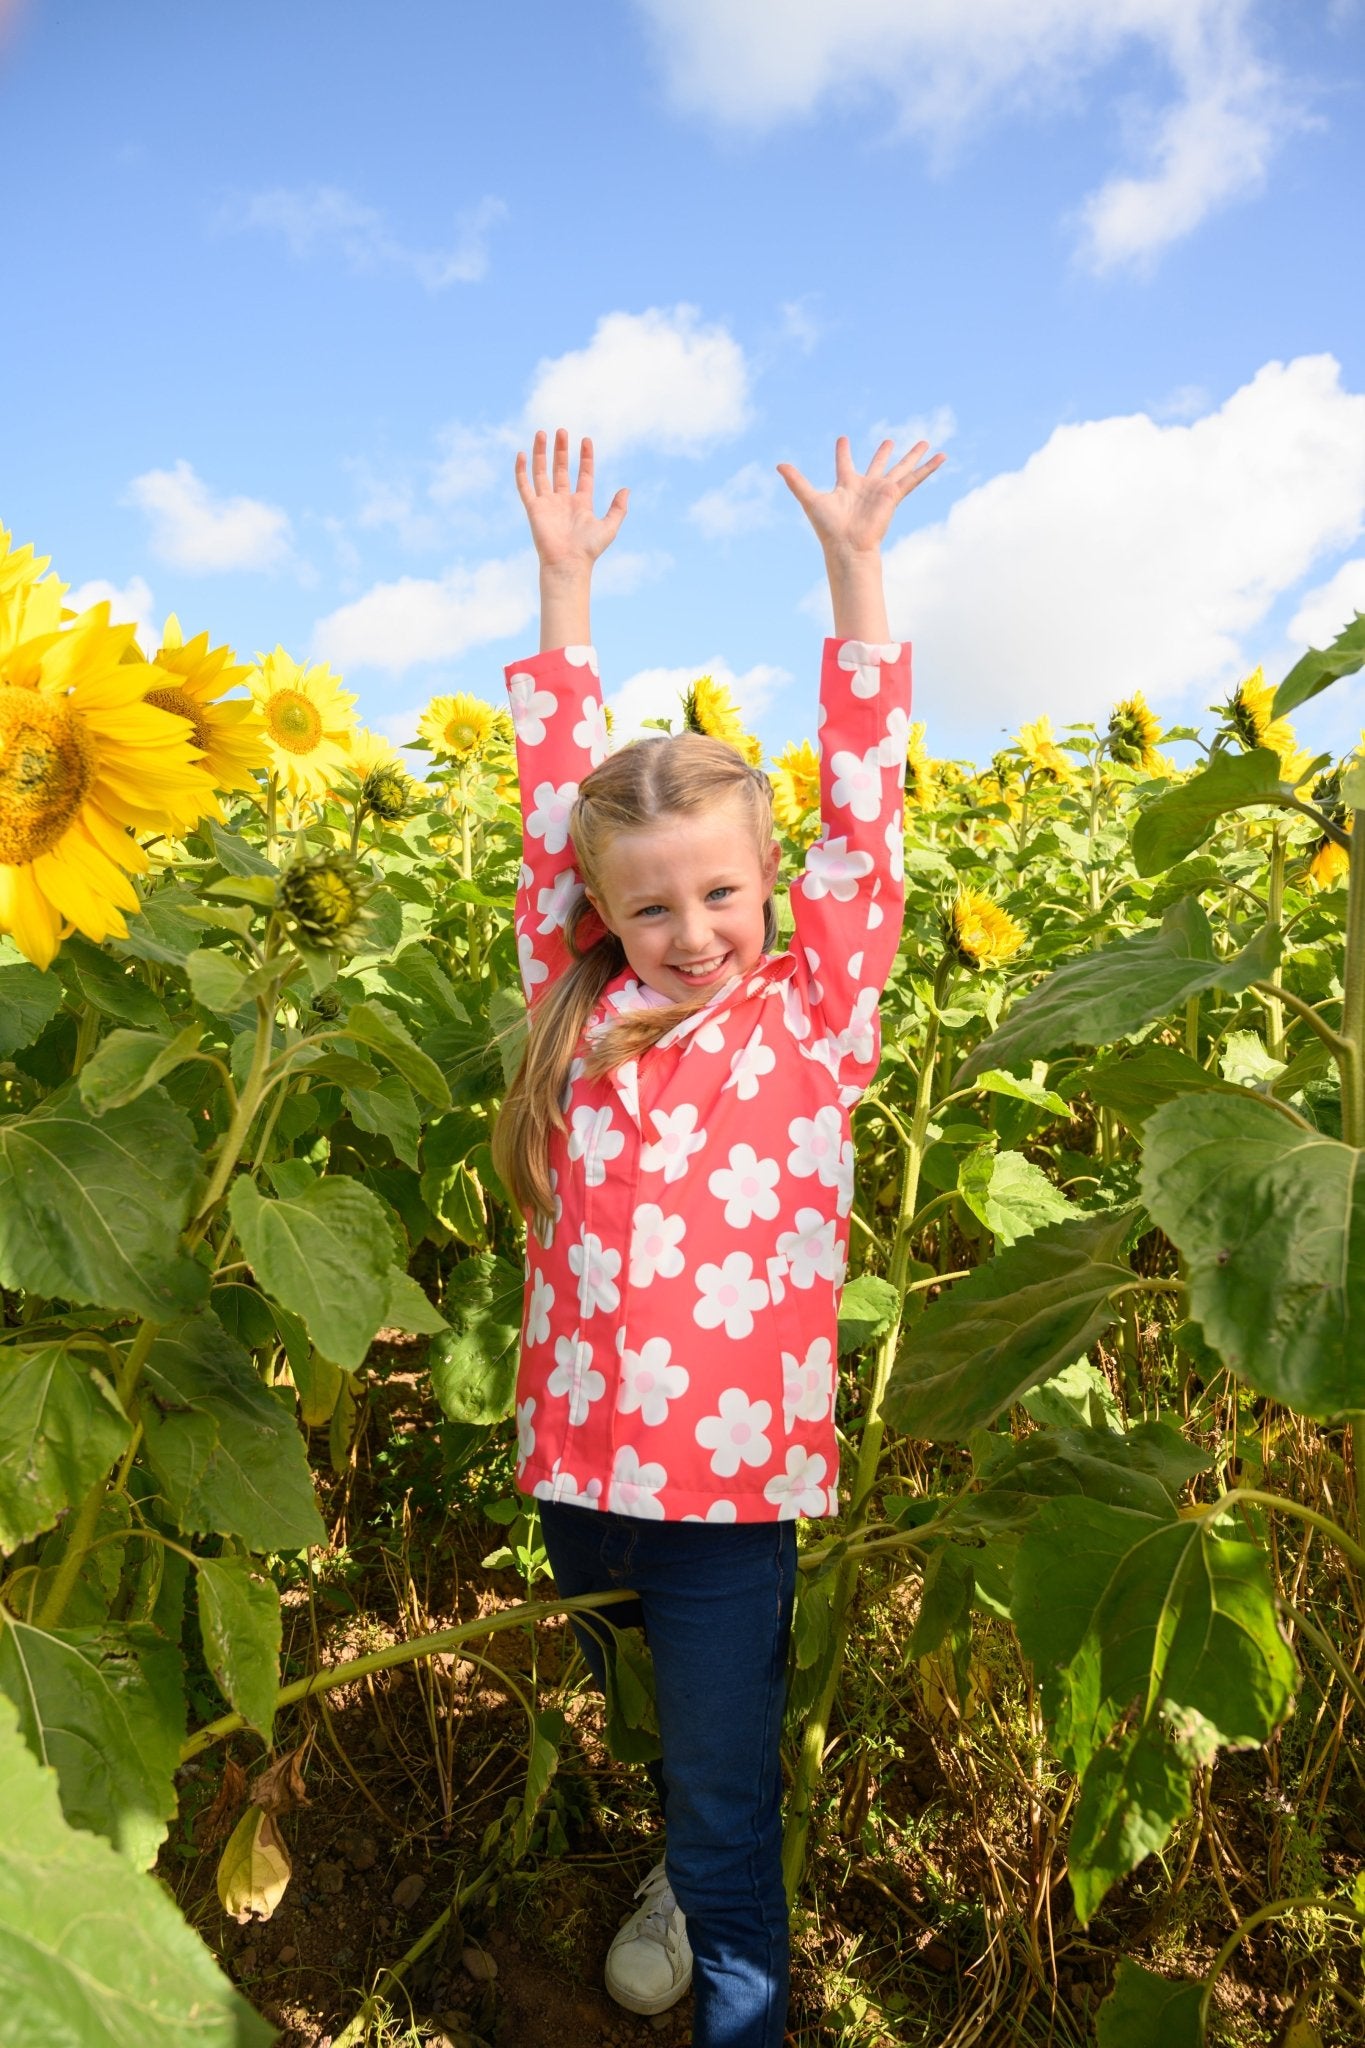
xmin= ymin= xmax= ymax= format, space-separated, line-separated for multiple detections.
xmin=504 ymin=645 xmax=608 ymax=1007
xmin=785 ymin=638 xmax=911 ymax=1095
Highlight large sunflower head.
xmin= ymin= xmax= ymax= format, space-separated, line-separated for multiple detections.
xmin=682 ymin=674 xmax=762 ymax=763
xmin=1015 ymin=714 xmax=1075 ymax=786
xmin=141 ymin=615 xmax=268 ymax=811
xmin=1219 ymin=666 xmax=1301 ymax=771
xmin=942 ymin=887 xmax=1025 ymax=972
xmin=0 ymin=527 xmax=67 ymax=657
xmin=418 ymin=692 xmax=498 ymax=762
xmin=250 ymin=647 xmax=357 ymax=799
xmin=1106 ymin=692 xmax=1165 ymax=773
xmin=769 ymin=739 xmax=820 ymax=840
xmin=0 ymin=601 xmax=215 ymax=966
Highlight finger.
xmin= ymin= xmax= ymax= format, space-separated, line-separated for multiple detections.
xmin=514 ymin=448 xmax=534 ymax=510
xmin=866 ymin=438 xmax=896 ymax=478
xmin=833 ymin=434 xmax=854 ymax=484
xmin=898 ymin=450 xmax=946 ymax=495
xmin=530 ymin=429 xmax=549 ymax=494
xmin=888 ymin=439 xmax=931 ymax=480
xmin=552 ymin=427 xmax=570 ymax=492
xmin=775 ymin=461 xmax=814 ymax=506
xmin=602 ymin=485 xmax=630 ymax=536
xmin=576 ymin=436 xmax=595 ymax=500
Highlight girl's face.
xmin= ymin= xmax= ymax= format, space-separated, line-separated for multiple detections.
xmin=587 ymin=797 xmax=780 ymax=1003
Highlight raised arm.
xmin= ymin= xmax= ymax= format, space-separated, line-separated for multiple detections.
xmin=516 ymin=428 xmax=629 ymax=652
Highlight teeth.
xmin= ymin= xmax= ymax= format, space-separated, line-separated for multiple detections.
xmin=676 ymin=956 xmax=725 ymax=976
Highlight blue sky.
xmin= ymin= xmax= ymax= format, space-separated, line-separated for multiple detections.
xmin=4 ymin=0 xmax=1365 ymax=765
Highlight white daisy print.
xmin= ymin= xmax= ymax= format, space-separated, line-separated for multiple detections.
xmin=536 ymin=869 xmax=582 ymax=934
xmin=536 ymin=1169 xmax=563 ymax=1249
xmin=533 ymin=1461 xmax=602 ymax=1509
xmin=563 ymin=644 xmax=600 ymax=675
xmin=838 ymin=641 xmax=900 ymax=698
xmin=707 ymin=1144 xmax=781 ymax=1229
xmin=831 ymin=987 xmax=879 ymax=1069
xmin=878 ymin=704 xmax=909 ymax=768
xmin=777 ymin=1209 xmax=840 ymax=1290
xmin=608 ymin=1444 xmax=668 ymax=1519
xmin=787 ymin=1105 xmax=846 ymax=1188
xmin=508 ymin=671 xmax=557 ymax=745
xmin=547 ymin=1335 xmax=606 ymax=1425
xmin=518 ymin=930 xmax=549 ymax=995
xmin=802 ymin=838 xmax=874 ymax=903
xmin=725 ymin=1029 xmax=776 ymax=1102
xmin=516 ymin=1397 xmax=536 ymax=1470
xmin=885 ymin=814 xmax=905 ymax=885
xmin=568 ymin=1230 xmax=621 ymax=1318
xmin=693 ymin=1253 xmax=770 ymax=1340
xmin=691 ymin=1010 xmax=732 ymax=1055
xmin=629 ymin=1203 xmax=687 ymax=1286
xmin=781 ymin=980 xmax=811 ymax=1041
xmin=572 ymin=695 xmax=609 ymax=765
xmin=526 ymin=1270 xmax=554 ymax=1346
xmin=763 ymin=1446 xmax=830 ymax=1519
xmin=617 ymin=1334 xmax=690 ymax=1426
xmin=830 ymin=745 xmax=883 ymax=822
xmin=683 ymin=1500 xmax=739 ymax=1524
xmin=695 ymin=1389 xmax=774 ymax=1478
xmin=640 ymin=1102 xmax=708 ymax=1183
xmin=834 ymin=1138 xmax=856 ymax=1218
xmin=567 ymin=1103 xmax=625 ymax=1187
xmin=782 ymin=1338 xmax=835 ymax=1431
xmin=525 ymin=780 xmax=579 ymax=855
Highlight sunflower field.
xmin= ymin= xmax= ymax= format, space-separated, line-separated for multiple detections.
xmin=4 ymin=516 xmax=1365 ymax=2047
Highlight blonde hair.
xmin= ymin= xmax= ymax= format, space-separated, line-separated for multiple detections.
xmin=494 ymin=734 xmax=778 ymax=1222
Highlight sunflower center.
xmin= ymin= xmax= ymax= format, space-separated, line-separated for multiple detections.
xmin=266 ymin=690 xmax=324 ymax=754
xmin=0 ymin=684 xmax=97 ymax=865
xmin=144 ymin=683 xmax=210 ymax=754
xmin=445 ymin=719 xmax=480 ymax=752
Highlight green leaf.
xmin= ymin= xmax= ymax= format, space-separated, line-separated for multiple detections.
xmin=1143 ymin=854 xmax=1226 ymax=916
xmin=965 ymin=1424 xmax=1191 ymax=1527
xmin=0 ymin=1620 xmax=184 ymax=1867
xmin=885 ymin=1208 xmax=1137 ymax=1441
xmin=1095 ymin=1959 xmax=1205 ymax=2047
xmin=1272 ymin=610 xmax=1365 ymax=719
xmin=488 ymin=983 xmax=528 ymax=1088
xmin=1068 ymin=1726 xmax=1193 ymax=1925
xmin=1011 ymin=1495 xmax=1296 ymax=1780
xmin=1142 ymin=1092 xmax=1365 ymax=1416
xmin=291 ymin=1348 xmax=343 ymax=1427
xmin=1132 ymin=747 xmax=1294 ymax=876
xmin=958 ymin=1148 xmax=1073 ymax=1246
xmin=78 ymin=1024 xmax=203 ymax=1115
xmin=0 ymin=961 xmax=62 ymax=1056
xmin=0 ymin=1086 xmax=206 ymax=1320
xmin=139 ymin=1314 xmax=325 ymax=1552
xmin=908 ymin=1545 xmax=974 ymax=1660
xmin=968 ymin=1066 xmax=1070 ymax=1117
xmin=0 ymin=1347 xmax=131 ymax=1552
xmin=1080 ymin=1044 xmax=1246 ymax=1130
xmin=383 ymin=1267 xmax=448 ymax=1337
xmin=344 ymin=1072 xmax=421 ymax=1169
xmin=228 ymin=1174 xmax=395 ymax=1371
xmin=1219 ymin=1028 xmax=1285 ymax=1089
xmin=109 ymin=883 xmax=208 ymax=969
xmin=427 ymin=1254 xmax=523 ymax=1424
xmin=376 ymin=944 xmax=470 ymax=1028
xmin=203 ymin=875 xmax=278 ymax=911
xmin=836 ymin=1274 xmax=901 ymax=1356
xmin=186 ymin=950 xmax=249 ymax=1016
xmin=343 ymin=1000 xmax=451 ymax=1108
xmin=61 ymin=938 xmax=169 ymax=1031
xmin=1019 ymin=1358 xmax=1122 ymax=1433
xmin=205 ymin=820 xmax=279 ymax=878
xmin=0 ymin=1693 xmax=272 ymax=2048
xmin=603 ymin=1628 xmax=662 ymax=1766
xmin=957 ymin=898 xmax=1279 ymax=1085
xmin=196 ymin=1558 xmax=281 ymax=1742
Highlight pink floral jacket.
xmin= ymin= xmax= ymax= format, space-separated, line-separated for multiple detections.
xmin=505 ymin=638 xmax=911 ymax=1522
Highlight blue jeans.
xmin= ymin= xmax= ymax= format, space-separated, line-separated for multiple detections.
xmin=539 ymin=1501 xmax=796 ymax=2048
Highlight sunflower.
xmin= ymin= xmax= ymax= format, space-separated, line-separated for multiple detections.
xmin=770 ymin=739 xmax=820 ymax=839
xmin=1219 ymin=666 xmax=1302 ymax=773
xmin=683 ymin=674 xmax=763 ymax=764
xmin=1307 ymin=838 xmax=1349 ymax=892
xmin=0 ymin=527 xmax=66 ymax=653
xmin=943 ymin=887 xmax=1025 ymax=971
xmin=279 ymin=850 xmax=378 ymax=953
xmin=250 ymin=647 xmax=357 ymax=799
xmin=140 ymin=616 xmax=268 ymax=813
xmin=344 ymin=727 xmax=415 ymax=823
xmin=1106 ymin=692 xmax=1165 ymax=773
xmin=1015 ymin=714 xmax=1074 ymax=785
xmin=0 ymin=603 xmax=215 ymax=967
xmin=905 ymin=722 xmax=938 ymax=806
xmin=418 ymin=692 xmax=498 ymax=761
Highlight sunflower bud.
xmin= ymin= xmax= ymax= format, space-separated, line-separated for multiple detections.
xmin=310 ymin=986 xmax=343 ymax=1020
xmin=942 ymin=887 xmax=1025 ymax=972
xmin=1106 ymin=693 xmax=1162 ymax=771
xmin=279 ymin=851 xmax=376 ymax=954
xmin=361 ymin=763 xmax=412 ymax=822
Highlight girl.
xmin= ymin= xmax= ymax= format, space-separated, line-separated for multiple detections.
xmin=493 ymin=426 xmax=942 ymax=2046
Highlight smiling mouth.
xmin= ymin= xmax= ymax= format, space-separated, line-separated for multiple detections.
xmin=671 ymin=953 xmax=730 ymax=980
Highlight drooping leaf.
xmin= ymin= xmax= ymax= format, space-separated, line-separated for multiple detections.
xmin=957 ymin=1148 xmax=1073 ymax=1245
xmin=186 ymin=951 xmax=249 ymax=1017
xmin=196 ymin=1558 xmax=281 ymax=1742
xmin=61 ymin=938 xmax=169 ymax=1031
xmin=488 ymin=983 xmax=528 ymax=1088
xmin=427 ymin=1253 xmax=524 ymax=1424
xmin=342 ymin=1000 xmax=451 ymax=1108
xmin=957 ymin=899 xmax=1279 ymax=1085
xmin=0 ymin=1085 xmax=206 ymax=1320
xmin=966 ymin=1067 xmax=1070 ymax=1118
xmin=205 ymin=820 xmax=279 ymax=879
xmin=216 ymin=1804 xmax=292 ymax=1925
xmin=228 ymin=1174 xmax=395 ymax=1371
xmin=962 ymin=1424 xmax=1192 ymax=1529
xmin=383 ymin=1267 xmax=448 ymax=1336
xmin=1019 ymin=1358 xmax=1122 ymax=1432
xmin=108 ymin=883 xmax=208 ymax=969
xmin=0 ymin=1619 xmax=184 ymax=1867
xmin=376 ymin=944 xmax=470 ymax=1028
xmin=0 ymin=960 xmax=62 ymax=1056
xmin=836 ymin=1274 xmax=901 ymax=1356
xmin=1095 ymin=1958 xmax=1205 ymax=2047
xmin=1068 ymin=1725 xmax=1193 ymax=1925
xmin=291 ymin=1348 xmax=343 ymax=1428
xmin=1272 ymin=610 xmax=1365 ymax=718
xmin=1132 ymin=747 xmax=1295 ymax=876
xmin=139 ymin=1315 xmax=325 ymax=1552
xmin=0 ymin=1346 xmax=131 ymax=1552
xmin=885 ymin=1208 xmax=1137 ymax=1441
xmin=0 ymin=1693 xmax=273 ymax=2047
xmin=1080 ymin=1044 xmax=1247 ymax=1130
xmin=603 ymin=1631 xmax=661 ymax=1766
xmin=344 ymin=1072 xmax=421 ymax=1168
xmin=1141 ymin=1092 xmax=1365 ymax=1416
xmin=78 ymin=1024 xmax=204 ymax=1115
xmin=907 ymin=1545 xmax=974 ymax=1660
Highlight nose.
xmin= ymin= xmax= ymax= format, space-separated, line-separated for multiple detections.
xmin=674 ymin=901 xmax=712 ymax=955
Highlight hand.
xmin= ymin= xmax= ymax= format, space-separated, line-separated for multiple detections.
xmin=515 ymin=429 xmax=629 ymax=575
xmin=776 ymin=434 xmax=944 ymax=558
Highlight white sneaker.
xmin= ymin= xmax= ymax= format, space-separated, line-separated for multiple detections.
xmin=604 ymin=1857 xmax=693 ymax=2015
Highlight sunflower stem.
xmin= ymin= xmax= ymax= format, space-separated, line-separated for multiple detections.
xmin=190 ymin=985 xmax=281 ymax=1231
xmin=1264 ymin=825 xmax=1286 ymax=1059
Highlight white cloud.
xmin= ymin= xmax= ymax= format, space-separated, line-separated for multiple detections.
xmin=228 ymin=185 xmax=506 ymax=290
xmin=523 ymin=306 xmax=751 ymax=457
xmin=631 ymin=0 xmax=1297 ymax=271
xmin=311 ymin=553 xmax=537 ymax=674
xmin=594 ymin=549 xmax=673 ymax=597
xmin=607 ymin=659 xmax=792 ymax=741
xmin=430 ymin=422 xmax=520 ymax=504
xmin=867 ymin=407 xmax=957 ymax=458
xmin=804 ymin=356 xmax=1365 ymax=754
xmin=1289 ymin=559 xmax=1365 ymax=651
xmin=689 ymin=462 xmax=779 ymax=539
xmin=65 ymin=575 xmax=158 ymax=652
xmin=124 ymin=461 xmax=293 ymax=574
